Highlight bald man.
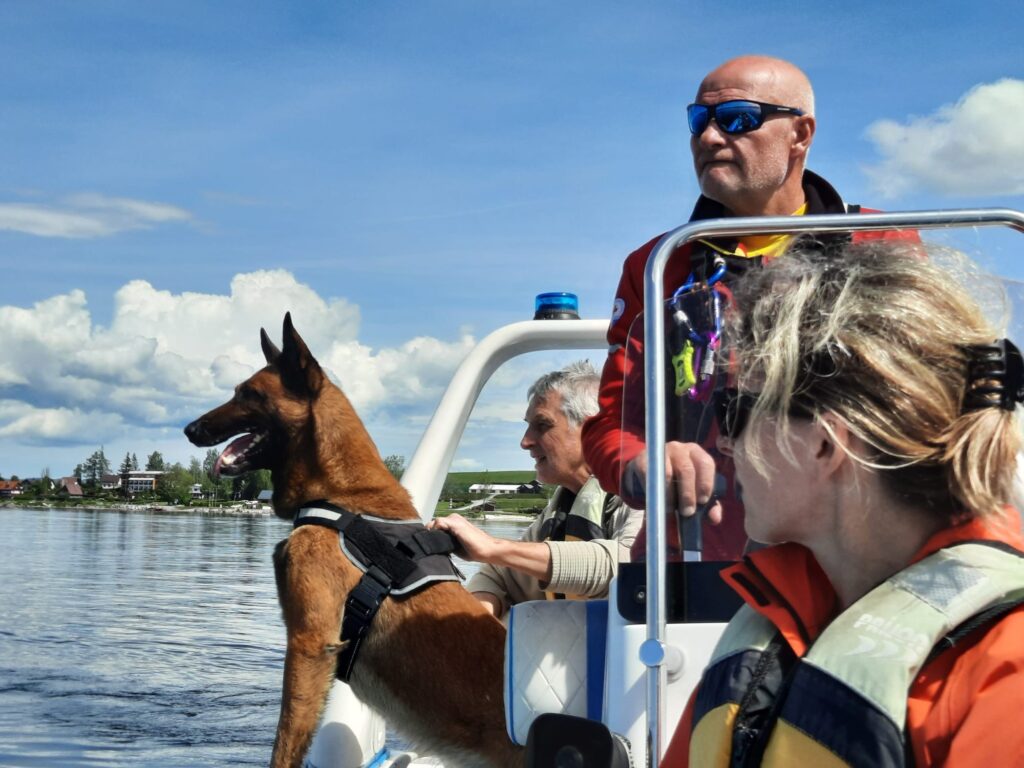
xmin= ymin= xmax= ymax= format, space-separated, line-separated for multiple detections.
xmin=581 ymin=55 xmax=916 ymax=561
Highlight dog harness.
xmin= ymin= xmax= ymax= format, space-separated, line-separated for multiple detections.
xmin=294 ymin=501 xmax=463 ymax=682
xmin=689 ymin=541 xmax=1024 ymax=767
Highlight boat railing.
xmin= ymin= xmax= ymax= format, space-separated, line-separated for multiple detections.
xmin=402 ymin=319 xmax=610 ymax=520
xmin=640 ymin=207 xmax=1024 ymax=767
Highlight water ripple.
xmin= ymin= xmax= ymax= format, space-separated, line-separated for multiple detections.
xmin=0 ymin=507 xmax=527 ymax=766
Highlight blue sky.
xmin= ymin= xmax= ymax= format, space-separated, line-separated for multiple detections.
xmin=1 ymin=1 xmax=1022 ymax=480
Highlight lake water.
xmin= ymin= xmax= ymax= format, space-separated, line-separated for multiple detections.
xmin=0 ymin=507 xmax=530 ymax=767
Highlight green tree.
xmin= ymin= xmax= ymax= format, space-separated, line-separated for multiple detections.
xmin=382 ymin=454 xmax=405 ymax=480
xmin=145 ymin=451 xmax=165 ymax=471
xmin=157 ymin=463 xmax=193 ymax=504
xmin=80 ymin=447 xmax=111 ymax=486
xmin=131 ymin=453 xmax=139 ymax=471
xmin=25 ymin=468 xmax=54 ymax=500
xmin=201 ymin=449 xmax=233 ymax=502
xmin=188 ymin=457 xmax=203 ymax=483
xmin=118 ymin=452 xmax=133 ymax=475
xmin=239 ymin=469 xmax=272 ymax=500
xmin=203 ymin=449 xmax=218 ymax=480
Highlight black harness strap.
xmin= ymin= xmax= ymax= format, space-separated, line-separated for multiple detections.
xmin=337 ymin=564 xmax=393 ymax=681
xmin=399 ymin=528 xmax=460 ymax=558
xmin=292 ymin=501 xmax=460 ymax=682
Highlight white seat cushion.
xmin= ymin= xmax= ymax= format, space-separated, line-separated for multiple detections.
xmin=504 ymin=600 xmax=608 ymax=745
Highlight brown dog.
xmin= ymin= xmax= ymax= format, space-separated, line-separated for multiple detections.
xmin=184 ymin=314 xmax=522 ymax=768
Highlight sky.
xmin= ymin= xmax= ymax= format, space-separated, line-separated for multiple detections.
xmin=1 ymin=0 xmax=1023 ymax=480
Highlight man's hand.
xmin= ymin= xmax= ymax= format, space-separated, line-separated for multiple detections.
xmin=621 ymin=441 xmax=723 ymax=523
xmin=472 ymin=591 xmax=503 ymax=617
xmin=429 ymin=513 xmax=554 ymax=583
xmin=427 ymin=513 xmax=499 ymax=562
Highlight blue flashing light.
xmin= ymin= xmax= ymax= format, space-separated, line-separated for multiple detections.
xmin=534 ymin=292 xmax=580 ymax=320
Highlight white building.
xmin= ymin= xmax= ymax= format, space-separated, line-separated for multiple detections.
xmin=124 ymin=470 xmax=163 ymax=494
xmin=468 ymin=482 xmax=542 ymax=495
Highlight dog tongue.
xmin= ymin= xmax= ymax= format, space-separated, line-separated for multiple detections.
xmin=215 ymin=433 xmax=256 ymax=476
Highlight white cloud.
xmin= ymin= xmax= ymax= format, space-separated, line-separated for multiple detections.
xmin=0 ymin=401 xmax=126 ymax=444
xmin=0 ymin=193 xmax=191 ymax=238
xmin=322 ymin=333 xmax=479 ymax=408
xmin=0 ymin=270 xmax=479 ymax=451
xmin=864 ymin=78 xmax=1024 ymax=198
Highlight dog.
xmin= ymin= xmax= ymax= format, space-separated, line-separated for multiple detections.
xmin=185 ymin=314 xmax=522 ymax=768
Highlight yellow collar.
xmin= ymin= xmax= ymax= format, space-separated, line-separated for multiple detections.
xmin=698 ymin=202 xmax=808 ymax=260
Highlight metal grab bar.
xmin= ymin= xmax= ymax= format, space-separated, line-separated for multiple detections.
xmin=641 ymin=208 xmax=1024 ymax=767
xmin=402 ymin=319 xmax=609 ymax=520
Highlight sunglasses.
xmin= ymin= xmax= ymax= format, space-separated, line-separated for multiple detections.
xmin=712 ymin=388 xmax=813 ymax=440
xmin=713 ymin=388 xmax=756 ymax=439
xmin=687 ymin=100 xmax=805 ymax=136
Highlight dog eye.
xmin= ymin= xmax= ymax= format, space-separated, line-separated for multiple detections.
xmin=236 ymin=386 xmax=266 ymax=403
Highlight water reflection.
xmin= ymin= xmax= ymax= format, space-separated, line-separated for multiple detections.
xmin=0 ymin=507 xmax=529 ymax=767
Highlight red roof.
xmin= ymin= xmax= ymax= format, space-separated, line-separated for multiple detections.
xmin=59 ymin=477 xmax=84 ymax=496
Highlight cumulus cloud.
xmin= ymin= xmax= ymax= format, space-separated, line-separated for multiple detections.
xmin=0 ymin=193 xmax=191 ymax=238
xmin=0 ymin=270 xmax=479 ymax=449
xmin=864 ymin=78 xmax=1024 ymax=198
xmin=0 ymin=401 xmax=126 ymax=445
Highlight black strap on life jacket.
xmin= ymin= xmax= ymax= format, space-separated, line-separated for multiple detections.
xmin=292 ymin=501 xmax=461 ymax=682
xmin=924 ymin=594 xmax=1024 ymax=666
xmin=904 ymin=591 xmax=1024 ymax=767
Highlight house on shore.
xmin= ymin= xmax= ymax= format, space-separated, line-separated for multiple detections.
xmin=468 ymin=480 xmax=544 ymax=495
xmin=0 ymin=479 xmax=23 ymax=497
xmin=58 ymin=477 xmax=84 ymax=497
xmin=123 ymin=470 xmax=163 ymax=494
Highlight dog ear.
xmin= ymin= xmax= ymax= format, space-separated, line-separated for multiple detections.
xmin=261 ymin=328 xmax=281 ymax=364
xmin=280 ymin=312 xmax=324 ymax=395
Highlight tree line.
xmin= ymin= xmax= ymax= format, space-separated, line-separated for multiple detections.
xmin=7 ymin=446 xmax=271 ymax=505
xmin=5 ymin=451 xmax=410 ymax=505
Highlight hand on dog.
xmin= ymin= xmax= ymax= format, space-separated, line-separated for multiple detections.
xmin=428 ymin=514 xmax=499 ymax=563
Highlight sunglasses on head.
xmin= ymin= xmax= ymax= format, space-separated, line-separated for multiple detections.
xmin=687 ymin=100 xmax=805 ymax=136
xmin=712 ymin=388 xmax=813 ymax=440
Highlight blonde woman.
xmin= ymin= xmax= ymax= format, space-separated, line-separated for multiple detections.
xmin=668 ymin=243 xmax=1024 ymax=766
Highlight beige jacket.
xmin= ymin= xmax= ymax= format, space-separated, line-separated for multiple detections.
xmin=465 ymin=476 xmax=644 ymax=617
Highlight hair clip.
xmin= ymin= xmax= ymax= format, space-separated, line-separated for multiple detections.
xmin=963 ymin=338 xmax=1024 ymax=412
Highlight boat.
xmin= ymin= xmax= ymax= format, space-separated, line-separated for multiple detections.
xmin=304 ymin=208 xmax=1024 ymax=768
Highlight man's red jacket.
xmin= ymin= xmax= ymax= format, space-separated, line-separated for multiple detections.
xmin=580 ymin=170 xmax=920 ymax=560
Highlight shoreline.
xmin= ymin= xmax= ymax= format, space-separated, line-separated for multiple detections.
xmin=4 ymin=502 xmax=541 ymax=520
xmin=1 ymin=501 xmax=278 ymax=517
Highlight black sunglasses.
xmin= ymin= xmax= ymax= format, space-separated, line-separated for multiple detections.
xmin=713 ymin=388 xmax=813 ymax=439
xmin=687 ymin=100 xmax=805 ymax=136
xmin=713 ymin=388 xmax=756 ymax=439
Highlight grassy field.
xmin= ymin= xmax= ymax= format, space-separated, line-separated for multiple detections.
xmin=434 ymin=469 xmax=550 ymax=517
xmin=445 ymin=470 xmax=537 ymax=486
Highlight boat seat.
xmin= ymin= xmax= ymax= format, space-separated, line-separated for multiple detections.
xmin=503 ymin=599 xmax=608 ymax=745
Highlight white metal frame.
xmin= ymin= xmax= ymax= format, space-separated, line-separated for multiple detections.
xmin=401 ymin=319 xmax=610 ymax=519
xmin=639 ymin=208 xmax=1024 ymax=767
